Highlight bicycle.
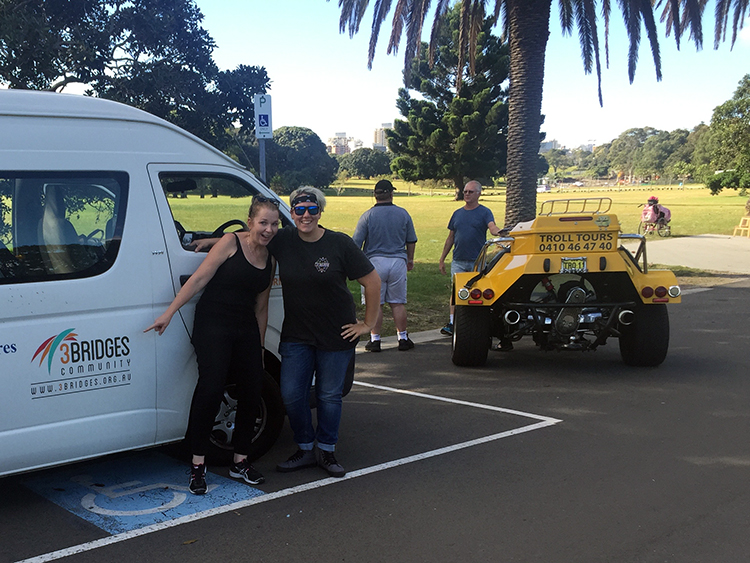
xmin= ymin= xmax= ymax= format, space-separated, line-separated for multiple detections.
xmin=637 ymin=219 xmax=671 ymax=237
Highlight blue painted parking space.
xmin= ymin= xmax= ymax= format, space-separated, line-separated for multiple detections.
xmin=22 ymin=451 xmax=263 ymax=535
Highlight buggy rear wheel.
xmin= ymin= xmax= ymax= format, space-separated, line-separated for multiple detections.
xmin=618 ymin=304 xmax=670 ymax=366
xmin=451 ymin=305 xmax=491 ymax=367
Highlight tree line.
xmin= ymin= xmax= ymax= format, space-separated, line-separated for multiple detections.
xmin=542 ymin=73 xmax=750 ymax=198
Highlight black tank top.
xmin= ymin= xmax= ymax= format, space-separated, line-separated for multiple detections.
xmin=196 ymin=233 xmax=273 ymax=326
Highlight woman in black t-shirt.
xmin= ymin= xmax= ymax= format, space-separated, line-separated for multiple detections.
xmin=145 ymin=196 xmax=280 ymax=494
xmin=270 ymin=187 xmax=380 ymax=478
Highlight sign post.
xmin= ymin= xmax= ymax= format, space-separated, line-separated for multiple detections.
xmin=253 ymin=94 xmax=273 ymax=183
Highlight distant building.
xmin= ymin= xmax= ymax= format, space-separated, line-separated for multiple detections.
xmin=373 ymin=123 xmax=392 ymax=152
xmin=539 ymin=139 xmax=561 ymax=153
xmin=327 ymin=132 xmax=352 ymax=155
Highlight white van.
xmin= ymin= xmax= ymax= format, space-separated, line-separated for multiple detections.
xmin=0 ymin=90 xmax=291 ymax=477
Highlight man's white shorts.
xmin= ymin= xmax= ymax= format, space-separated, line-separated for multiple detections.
xmin=362 ymin=256 xmax=408 ymax=305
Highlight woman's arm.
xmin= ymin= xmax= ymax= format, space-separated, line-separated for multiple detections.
xmin=144 ymin=234 xmax=235 ymax=335
xmin=254 ymin=257 xmax=275 ymax=348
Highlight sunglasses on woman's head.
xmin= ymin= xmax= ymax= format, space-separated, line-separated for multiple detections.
xmin=253 ymin=194 xmax=280 ymax=207
xmin=292 ymin=205 xmax=320 ymax=216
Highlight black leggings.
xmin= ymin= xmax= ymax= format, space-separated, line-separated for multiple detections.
xmin=188 ymin=312 xmax=263 ymax=457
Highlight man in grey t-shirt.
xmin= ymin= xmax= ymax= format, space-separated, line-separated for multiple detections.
xmin=438 ymin=180 xmax=501 ymax=336
xmin=353 ymin=180 xmax=417 ymax=352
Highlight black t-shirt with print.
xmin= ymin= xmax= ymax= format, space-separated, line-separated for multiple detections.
xmin=269 ymin=226 xmax=374 ymax=350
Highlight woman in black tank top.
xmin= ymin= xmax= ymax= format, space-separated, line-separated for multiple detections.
xmin=145 ymin=196 xmax=280 ymax=494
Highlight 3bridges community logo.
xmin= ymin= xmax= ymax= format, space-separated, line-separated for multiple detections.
xmin=30 ymin=328 xmax=132 ymax=398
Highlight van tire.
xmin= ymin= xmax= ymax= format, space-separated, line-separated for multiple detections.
xmin=207 ymin=370 xmax=285 ymax=464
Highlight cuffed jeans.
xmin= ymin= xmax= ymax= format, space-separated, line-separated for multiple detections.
xmin=279 ymin=341 xmax=354 ymax=452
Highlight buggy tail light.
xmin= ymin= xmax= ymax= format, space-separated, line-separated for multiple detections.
xmin=482 ymin=289 xmax=495 ymax=300
xmin=469 ymin=289 xmax=482 ymax=300
xmin=654 ymin=286 xmax=667 ymax=298
xmin=641 ymin=286 xmax=654 ymax=298
xmin=668 ymin=286 xmax=681 ymax=297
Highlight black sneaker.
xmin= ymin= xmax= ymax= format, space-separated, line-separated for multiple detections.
xmin=229 ymin=458 xmax=265 ymax=485
xmin=318 ymin=450 xmax=346 ymax=478
xmin=276 ymin=448 xmax=317 ymax=473
xmin=440 ymin=322 xmax=453 ymax=336
xmin=364 ymin=339 xmax=381 ymax=352
xmin=189 ymin=463 xmax=207 ymax=495
xmin=398 ymin=337 xmax=414 ymax=351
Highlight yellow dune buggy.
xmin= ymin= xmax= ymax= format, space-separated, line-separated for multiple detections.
xmin=451 ymin=198 xmax=681 ymax=367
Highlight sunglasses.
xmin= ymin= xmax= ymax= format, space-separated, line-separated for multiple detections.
xmin=292 ymin=205 xmax=320 ymax=216
xmin=253 ymin=194 xmax=280 ymax=207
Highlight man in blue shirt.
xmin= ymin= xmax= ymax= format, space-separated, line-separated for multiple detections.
xmin=353 ymin=180 xmax=418 ymax=351
xmin=438 ymin=180 xmax=501 ymax=336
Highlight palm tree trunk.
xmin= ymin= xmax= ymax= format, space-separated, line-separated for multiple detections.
xmin=504 ymin=0 xmax=552 ymax=228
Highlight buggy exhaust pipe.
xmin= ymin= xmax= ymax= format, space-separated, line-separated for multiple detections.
xmin=504 ymin=310 xmax=522 ymax=325
xmin=618 ymin=310 xmax=635 ymax=326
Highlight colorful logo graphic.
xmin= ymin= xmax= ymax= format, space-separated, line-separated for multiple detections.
xmin=31 ymin=329 xmax=78 ymax=373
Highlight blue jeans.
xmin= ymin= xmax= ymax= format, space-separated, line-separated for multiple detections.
xmin=279 ymin=342 xmax=355 ymax=452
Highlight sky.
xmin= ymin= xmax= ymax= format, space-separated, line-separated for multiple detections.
xmin=194 ymin=0 xmax=750 ymax=149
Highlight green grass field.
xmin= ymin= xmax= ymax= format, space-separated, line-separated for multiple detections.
xmin=169 ymin=184 xmax=748 ymax=335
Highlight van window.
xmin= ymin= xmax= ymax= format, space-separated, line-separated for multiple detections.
xmin=0 ymin=172 xmax=127 ymax=283
xmin=158 ymin=173 xmax=286 ymax=250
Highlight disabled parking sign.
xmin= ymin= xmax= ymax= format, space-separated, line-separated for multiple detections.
xmin=254 ymin=94 xmax=273 ymax=139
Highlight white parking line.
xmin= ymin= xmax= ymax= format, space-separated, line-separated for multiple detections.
xmin=16 ymin=383 xmax=561 ymax=563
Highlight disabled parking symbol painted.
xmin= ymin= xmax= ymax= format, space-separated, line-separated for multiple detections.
xmin=23 ymin=451 xmax=264 ymax=534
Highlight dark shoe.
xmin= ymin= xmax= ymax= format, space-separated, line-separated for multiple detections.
xmin=276 ymin=448 xmax=317 ymax=473
xmin=364 ymin=339 xmax=381 ymax=352
xmin=398 ymin=337 xmax=414 ymax=351
xmin=440 ymin=323 xmax=453 ymax=336
xmin=495 ymin=340 xmax=514 ymax=352
xmin=318 ymin=450 xmax=346 ymax=478
xmin=189 ymin=463 xmax=207 ymax=495
xmin=230 ymin=458 xmax=265 ymax=485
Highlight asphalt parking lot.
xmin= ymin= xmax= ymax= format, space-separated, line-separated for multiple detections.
xmin=3 ymin=279 xmax=750 ymax=563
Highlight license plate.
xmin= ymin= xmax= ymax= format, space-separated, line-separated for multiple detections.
xmin=560 ymin=257 xmax=587 ymax=274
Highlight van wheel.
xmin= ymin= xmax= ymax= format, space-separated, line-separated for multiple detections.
xmin=618 ymin=304 xmax=670 ymax=367
xmin=451 ymin=306 xmax=491 ymax=367
xmin=207 ymin=370 xmax=285 ymax=464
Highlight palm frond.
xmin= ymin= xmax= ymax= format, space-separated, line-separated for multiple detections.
xmin=601 ymin=0 xmax=611 ymax=68
xmin=639 ymin=0 xmax=662 ymax=81
xmin=402 ymin=0 xmax=432 ymax=87
xmin=559 ymin=0 xmax=575 ymax=34
xmin=468 ymin=0 xmax=485 ymax=76
xmin=429 ymin=0 xmax=453 ymax=66
xmin=456 ymin=0 xmax=472 ymax=93
xmin=658 ymin=0 xmax=706 ymax=49
xmin=583 ymin=0 xmax=603 ymax=105
xmin=728 ymin=0 xmax=749 ymax=48
xmin=386 ymin=0 xmax=409 ymax=56
xmin=681 ymin=0 xmax=706 ymax=47
xmin=368 ymin=0 xmax=394 ymax=68
xmin=338 ymin=0 xmax=370 ymax=36
xmin=574 ymin=0 xmax=594 ymax=73
xmin=714 ymin=0 xmax=731 ymax=47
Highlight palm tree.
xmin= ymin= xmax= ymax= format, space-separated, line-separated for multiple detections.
xmin=334 ymin=0 xmax=749 ymax=227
